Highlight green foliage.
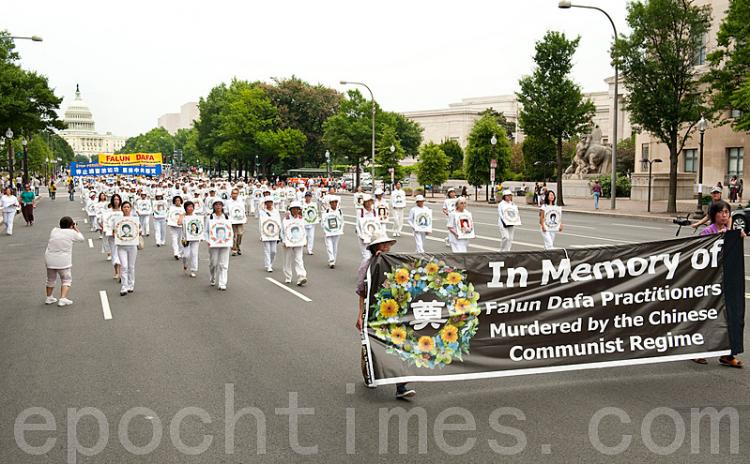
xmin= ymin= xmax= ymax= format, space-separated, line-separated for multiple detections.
xmin=263 ymin=76 xmax=342 ymax=168
xmin=594 ymin=174 xmax=632 ymax=198
xmin=478 ymin=108 xmax=516 ymax=142
xmin=417 ymin=143 xmax=449 ymax=188
xmin=616 ymin=136 xmax=635 ymax=175
xmin=440 ymin=138 xmax=464 ymax=173
xmin=48 ymin=133 xmax=75 ymax=164
xmin=521 ymin=135 xmax=556 ymax=180
xmin=174 ymin=128 xmax=203 ymax=167
xmin=516 ymin=31 xmax=595 ymax=205
xmin=613 ymin=0 xmax=711 ymax=213
xmin=450 ymin=169 xmax=465 ymax=180
xmin=464 ymin=114 xmax=512 ymax=187
xmin=118 ymin=127 xmax=176 ymax=161
xmin=704 ymin=0 xmax=750 ymax=131
xmin=375 ymin=126 xmax=405 ymax=180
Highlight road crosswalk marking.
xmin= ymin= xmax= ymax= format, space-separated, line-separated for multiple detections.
xmin=99 ymin=290 xmax=112 ymax=320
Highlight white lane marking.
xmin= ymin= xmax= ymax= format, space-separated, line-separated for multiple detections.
xmin=612 ymin=223 xmax=663 ymax=230
xmin=468 ymin=219 xmax=630 ymax=244
xmin=745 ymin=276 xmax=750 ymax=281
xmin=746 ymin=293 xmax=750 ymax=299
xmin=84 ymin=218 xmax=88 ymax=224
xmin=266 ymin=277 xmax=312 ymax=302
xmin=99 ymin=290 xmax=112 ymax=320
xmin=88 ymin=238 xmax=94 ymax=248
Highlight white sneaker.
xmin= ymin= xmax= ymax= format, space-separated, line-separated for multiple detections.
xmin=106 ymin=255 xmax=112 ymax=261
xmin=297 ymin=278 xmax=307 ymax=286
xmin=57 ymin=298 xmax=73 ymax=307
xmin=190 ymin=272 xmax=196 ymax=278
xmin=266 ymin=267 xmax=273 ymax=273
xmin=285 ymin=278 xmax=292 ymax=284
xmin=210 ymin=278 xmax=216 ymax=286
xmin=218 ymin=286 xmax=226 ymax=291
xmin=45 ymin=296 xmax=58 ymax=305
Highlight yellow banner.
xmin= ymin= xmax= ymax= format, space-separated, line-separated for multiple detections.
xmin=98 ymin=153 xmax=163 ymax=166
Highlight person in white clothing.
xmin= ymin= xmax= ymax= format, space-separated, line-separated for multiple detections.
xmin=282 ymin=201 xmax=308 ymax=286
xmin=104 ymin=194 xmax=123 ymax=279
xmin=539 ymin=190 xmax=563 ymax=250
xmin=355 ymin=194 xmax=378 ymax=260
xmin=1 ymin=186 xmax=20 ymax=235
xmin=179 ymin=201 xmax=201 ymax=277
xmin=227 ymin=188 xmax=246 ymax=256
xmin=322 ymin=195 xmax=343 ymax=268
xmin=442 ymin=188 xmax=458 ymax=246
xmin=43 ymin=216 xmax=85 ymax=306
xmin=259 ymin=197 xmax=281 ymax=272
xmin=116 ymin=201 xmax=141 ymax=296
xmin=207 ymin=200 xmax=231 ymax=290
xmin=168 ymin=196 xmax=185 ymax=259
xmin=446 ymin=197 xmax=470 ymax=253
xmin=135 ymin=192 xmax=152 ymax=236
xmin=390 ymin=182 xmax=406 ymax=236
xmin=497 ymin=190 xmax=518 ymax=252
xmin=302 ymin=191 xmax=317 ymax=255
xmin=408 ymin=195 xmax=431 ymax=253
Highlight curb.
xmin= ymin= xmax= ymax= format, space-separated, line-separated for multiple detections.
xmin=335 ymin=191 xmax=686 ymax=224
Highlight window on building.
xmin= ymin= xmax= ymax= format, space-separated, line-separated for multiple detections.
xmin=693 ymin=33 xmax=707 ymax=65
xmin=641 ymin=144 xmax=649 ymax=161
xmin=683 ymin=148 xmax=697 ymax=172
xmin=727 ymin=148 xmax=744 ymax=177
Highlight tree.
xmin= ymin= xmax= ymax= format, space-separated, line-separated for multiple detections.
xmin=323 ymin=90 xmax=378 ymax=188
xmin=263 ymin=76 xmax=342 ymax=169
xmin=380 ymin=112 xmax=423 ymax=159
xmin=522 ymin=135 xmax=556 ymax=181
xmin=478 ymin=108 xmax=516 ymax=143
xmin=118 ymin=127 xmax=176 ymax=161
xmin=440 ymin=138 xmax=464 ymax=175
xmin=174 ymin=128 xmax=204 ymax=168
xmin=0 ymin=31 xmax=64 ymax=178
xmin=417 ymin=143 xmax=449 ymax=197
xmin=48 ymin=133 xmax=75 ymax=164
xmin=464 ymin=114 xmax=512 ymax=199
xmin=704 ymin=0 xmax=750 ymax=131
xmin=616 ymin=136 xmax=635 ymax=175
xmin=517 ymin=31 xmax=595 ymax=206
xmin=375 ymin=125 xmax=405 ymax=181
xmin=613 ymin=0 xmax=711 ymax=213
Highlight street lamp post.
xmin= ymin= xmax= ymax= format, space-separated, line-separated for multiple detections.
xmin=325 ymin=150 xmax=331 ymax=182
xmin=559 ymin=0 xmax=618 ymax=210
xmin=10 ymin=35 xmax=43 ymax=42
xmin=694 ymin=115 xmax=708 ymax=217
xmin=22 ymin=137 xmax=29 ymax=184
xmin=5 ymin=128 xmax=13 ymax=183
xmin=389 ymin=144 xmax=395 ymax=191
xmin=340 ymin=80 xmax=376 ymax=192
xmin=489 ymin=134 xmax=498 ymax=203
xmin=642 ymin=158 xmax=663 ymax=213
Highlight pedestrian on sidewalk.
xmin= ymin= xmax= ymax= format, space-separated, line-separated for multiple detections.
xmin=44 ymin=216 xmax=85 ymax=307
xmin=32 ymin=177 xmax=41 ymax=196
xmin=1 ymin=186 xmax=20 ymax=235
xmin=20 ymin=183 xmax=36 ymax=226
xmin=48 ymin=179 xmax=57 ymax=200
xmin=591 ymin=180 xmax=602 ymax=210
xmin=692 ymin=186 xmax=725 ymax=230
xmin=67 ymin=179 xmax=75 ymax=201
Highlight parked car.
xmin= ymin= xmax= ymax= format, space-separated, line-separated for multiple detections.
xmin=732 ymin=207 xmax=750 ymax=232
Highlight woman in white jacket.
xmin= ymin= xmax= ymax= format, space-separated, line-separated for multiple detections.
xmin=44 ymin=216 xmax=85 ymax=306
xmin=1 ymin=186 xmax=19 ymax=236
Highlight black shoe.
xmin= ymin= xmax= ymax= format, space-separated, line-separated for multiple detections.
xmin=396 ymin=385 xmax=416 ymax=399
xmin=120 ymin=291 xmax=127 ymax=296
xmin=237 ymin=250 xmax=242 ymax=255
xmin=127 ymin=289 xmax=133 ymax=293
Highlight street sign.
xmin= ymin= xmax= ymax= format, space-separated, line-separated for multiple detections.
xmin=490 ymin=159 xmax=497 ymax=169
xmin=490 ymin=167 xmax=496 ymax=183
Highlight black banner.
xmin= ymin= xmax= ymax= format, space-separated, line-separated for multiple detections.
xmin=362 ymin=231 xmax=745 ymax=386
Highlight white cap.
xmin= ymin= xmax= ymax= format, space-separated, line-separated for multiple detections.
xmin=362 ymin=194 xmax=373 ymax=203
xmin=415 ymin=195 xmax=425 ymax=202
xmin=367 ymin=230 xmax=397 ymax=251
xmin=327 ymin=195 xmax=340 ymax=203
xmin=288 ymin=200 xmax=303 ymax=210
xmin=374 ymin=188 xmax=384 ymax=196
xmin=502 ymin=189 xmax=513 ymax=197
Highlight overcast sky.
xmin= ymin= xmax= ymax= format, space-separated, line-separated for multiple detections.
xmin=5 ymin=0 xmax=628 ymax=137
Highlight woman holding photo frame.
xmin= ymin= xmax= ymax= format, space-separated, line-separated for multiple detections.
xmin=539 ymin=190 xmax=563 ymax=250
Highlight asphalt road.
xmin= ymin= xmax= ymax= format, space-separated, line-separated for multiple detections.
xmin=0 ymin=194 xmax=748 ymax=463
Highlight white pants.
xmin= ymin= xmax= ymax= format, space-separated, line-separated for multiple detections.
xmin=392 ymin=208 xmax=404 ymax=235
xmin=88 ymin=215 xmax=98 ymax=231
xmin=101 ymin=233 xmax=110 ymax=254
xmin=414 ymin=232 xmax=426 ymax=253
xmin=117 ymin=245 xmax=137 ymax=292
xmin=541 ymin=231 xmax=556 ymax=250
xmin=2 ymin=211 xmax=15 ymax=235
xmin=169 ymin=226 xmax=182 ymax=257
xmin=139 ymin=215 xmax=151 ymax=236
xmin=358 ymin=238 xmax=371 ymax=260
xmin=305 ymin=225 xmax=315 ymax=254
xmin=209 ymin=247 xmax=230 ymax=287
xmin=449 ymin=236 xmax=468 ymax=253
xmin=263 ymin=241 xmax=277 ymax=269
xmin=107 ymin=236 xmax=119 ymax=265
xmin=182 ymin=241 xmax=200 ymax=272
xmin=324 ymin=235 xmax=340 ymax=265
xmin=154 ymin=218 xmax=166 ymax=245
xmin=284 ymin=246 xmax=306 ymax=282
xmin=499 ymin=225 xmax=515 ymax=252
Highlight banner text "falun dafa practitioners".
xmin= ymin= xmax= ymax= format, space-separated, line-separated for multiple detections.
xmin=97 ymin=153 xmax=163 ymax=166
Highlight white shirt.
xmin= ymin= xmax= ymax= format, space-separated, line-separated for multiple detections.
xmin=44 ymin=227 xmax=85 ymax=269
xmin=1 ymin=194 xmax=19 ymax=213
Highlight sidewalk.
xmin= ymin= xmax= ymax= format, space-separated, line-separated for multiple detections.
xmin=338 ymin=190 xmax=715 ymax=223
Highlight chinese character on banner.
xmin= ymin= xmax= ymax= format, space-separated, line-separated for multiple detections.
xmin=107 ymin=168 xmax=113 ymax=174
xmin=410 ymin=300 xmax=447 ymax=330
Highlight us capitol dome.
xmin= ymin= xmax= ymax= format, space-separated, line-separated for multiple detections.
xmin=59 ymin=84 xmax=127 ymax=160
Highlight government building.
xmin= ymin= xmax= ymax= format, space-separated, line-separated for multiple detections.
xmin=157 ymin=102 xmax=199 ymax=135
xmin=59 ymin=85 xmax=127 ymax=160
